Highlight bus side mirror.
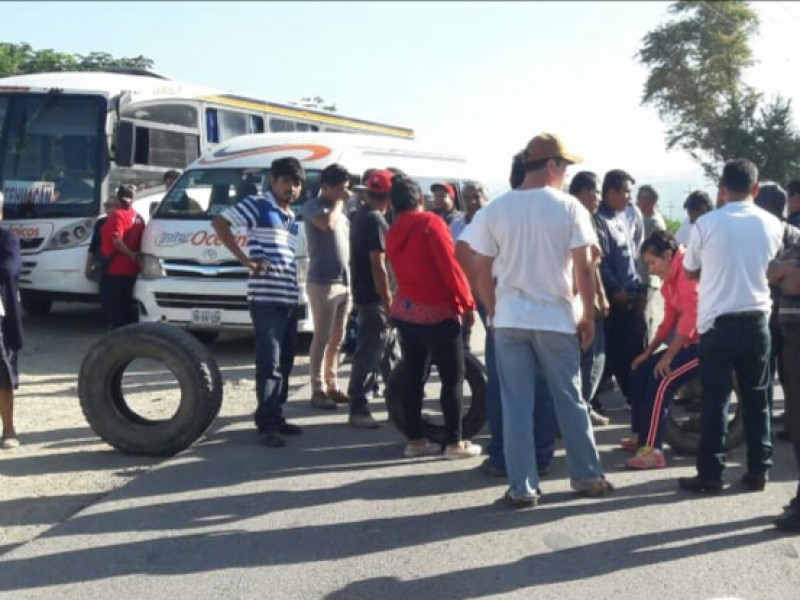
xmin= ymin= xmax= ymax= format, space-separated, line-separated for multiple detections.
xmin=115 ymin=121 xmax=135 ymax=167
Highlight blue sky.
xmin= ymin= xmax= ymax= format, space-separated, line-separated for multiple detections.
xmin=6 ymin=1 xmax=800 ymax=218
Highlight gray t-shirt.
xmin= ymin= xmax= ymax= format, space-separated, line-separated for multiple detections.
xmin=304 ymin=196 xmax=350 ymax=285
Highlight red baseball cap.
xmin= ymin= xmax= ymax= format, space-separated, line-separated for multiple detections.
xmin=431 ymin=182 xmax=455 ymax=198
xmin=366 ymin=169 xmax=394 ymax=195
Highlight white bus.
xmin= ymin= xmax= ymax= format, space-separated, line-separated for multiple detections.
xmin=0 ymin=70 xmax=413 ymax=315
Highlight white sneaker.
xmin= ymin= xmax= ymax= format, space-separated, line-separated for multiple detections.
xmin=444 ymin=441 xmax=482 ymax=460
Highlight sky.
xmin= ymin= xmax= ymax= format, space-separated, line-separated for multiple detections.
xmin=5 ymin=1 xmax=800 ymax=218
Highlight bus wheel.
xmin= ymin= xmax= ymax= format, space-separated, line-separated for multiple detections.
xmin=21 ymin=294 xmax=52 ymax=316
xmin=385 ymin=352 xmax=487 ymax=444
xmin=78 ymin=323 xmax=223 ymax=456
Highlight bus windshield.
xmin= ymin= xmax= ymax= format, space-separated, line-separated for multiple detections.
xmin=0 ymin=93 xmax=106 ymax=220
xmin=154 ymin=168 xmax=322 ymax=220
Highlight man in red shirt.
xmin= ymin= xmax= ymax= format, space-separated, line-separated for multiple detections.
xmin=100 ymin=184 xmax=144 ymax=328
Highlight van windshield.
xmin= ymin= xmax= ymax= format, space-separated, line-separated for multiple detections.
xmin=153 ymin=168 xmax=322 ymax=220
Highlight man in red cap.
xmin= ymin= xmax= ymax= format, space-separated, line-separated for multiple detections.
xmin=431 ymin=181 xmax=463 ymax=226
xmin=345 ymin=169 xmax=395 ymax=428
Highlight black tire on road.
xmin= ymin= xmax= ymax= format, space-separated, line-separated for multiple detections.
xmin=78 ymin=322 xmax=223 ymax=456
xmin=21 ymin=293 xmax=52 ymax=316
xmin=385 ymin=351 xmax=487 ymax=444
xmin=663 ymin=374 xmax=745 ymax=455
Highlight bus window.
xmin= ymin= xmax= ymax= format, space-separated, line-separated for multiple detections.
xmin=295 ymin=122 xmax=319 ymax=132
xmin=269 ymin=118 xmax=295 ymax=133
xmin=134 ymin=128 xmax=200 ymax=169
xmin=121 ymin=103 xmax=198 ymax=128
xmin=206 ymin=109 xmax=265 ymax=143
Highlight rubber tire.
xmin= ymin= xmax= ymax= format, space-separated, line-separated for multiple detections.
xmin=78 ymin=322 xmax=223 ymax=456
xmin=21 ymin=294 xmax=52 ymax=316
xmin=385 ymin=351 xmax=487 ymax=444
xmin=663 ymin=373 xmax=745 ymax=455
xmin=190 ymin=330 xmax=220 ymax=344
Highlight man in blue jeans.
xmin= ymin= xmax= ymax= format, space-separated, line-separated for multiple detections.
xmin=680 ymin=158 xmax=783 ymax=493
xmin=469 ymin=133 xmax=611 ymax=507
xmin=212 ymin=157 xmax=306 ymax=448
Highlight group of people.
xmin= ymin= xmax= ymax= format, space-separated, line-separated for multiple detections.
xmin=187 ymin=133 xmax=800 ymax=531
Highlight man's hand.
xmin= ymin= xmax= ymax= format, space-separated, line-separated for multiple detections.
xmin=611 ymin=289 xmax=630 ymax=307
xmin=462 ymin=309 xmax=475 ymax=329
xmin=245 ymin=258 xmax=269 ymax=275
xmin=577 ymin=314 xmax=595 ymax=351
xmin=654 ymin=354 xmax=674 ymax=379
xmin=631 ymin=350 xmax=651 ymax=371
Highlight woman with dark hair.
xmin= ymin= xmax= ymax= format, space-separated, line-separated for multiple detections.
xmin=0 ymin=192 xmax=23 ymax=449
xmin=385 ymin=174 xmax=480 ymax=459
xmin=624 ymin=229 xmax=700 ymax=469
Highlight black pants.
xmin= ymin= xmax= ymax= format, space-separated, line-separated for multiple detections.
xmin=100 ymin=275 xmax=138 ymax=329
xmin=347 ymin=303 xmax=389 ymax=415
xmin=394 ymin=318 xmax=464 ymax=446
xmin=781 ymin=322 xmax=800 ymax=502
xmin=604 ymin=300 xmax=647 ymax=400
xmin=768 ymin=311 xmax=785 ymax=411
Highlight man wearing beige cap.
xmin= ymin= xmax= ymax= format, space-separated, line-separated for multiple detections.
xmin=469 ymin=133 xmax=612 ymax=507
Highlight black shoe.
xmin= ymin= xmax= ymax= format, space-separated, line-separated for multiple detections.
xmin=740 ymin=472 xmax=767 ymax=492
xmin=777 ymin=429 xmax=791 ymax=442
xmin=678 ymin=475 xmax=724 ymax=494
xmin=260 ymin=431 xmax=286 ymax=448
xmin=278 ymin=421 xmax=303 ymax=436
xmin=775 ymin=509 xmax=800 ymax=533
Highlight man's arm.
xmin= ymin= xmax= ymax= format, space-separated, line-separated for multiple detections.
xmin=369 ymin=250 xmax=392 ymax=313
xmin=473 ymin=253 xmax=496 ymax=320
xmin=212 ymin=215 xmax=262 ymax=274
xmin=572 ymin=244 xmax=596 ymax=350
xmin=455 ymin=239 xmax=477 ymax=290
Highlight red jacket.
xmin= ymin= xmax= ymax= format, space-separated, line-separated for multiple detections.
xmin=101 ymin=207 xmax=144 ymax=276
xmin=657 ymin=248 xmax=699 ymax=345
xmin=386 ymin=210 xmax=475 ymax=314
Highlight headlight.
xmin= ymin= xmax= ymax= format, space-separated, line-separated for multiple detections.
xmin=138 ymin=253 xmax=166 ymax=279
xmin=46 ymin=219 xmax=94 ymax=250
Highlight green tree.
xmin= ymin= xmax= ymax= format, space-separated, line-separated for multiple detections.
xmin=0 ymin=42 xmax=153 ymax=78
xmin=637 ymin=1 xmax=800 ymax=182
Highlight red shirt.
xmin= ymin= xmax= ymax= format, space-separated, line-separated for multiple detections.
xmin=386 ymin=210 xmax=475 ymax=319
xmin=100 ymin=207 xmax=144 ymax=276
xmin=657 ymin=248 xmax=699 ymax=345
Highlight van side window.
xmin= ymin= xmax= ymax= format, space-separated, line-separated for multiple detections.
xmin=269 ymin=118 xmax=295 ymax=133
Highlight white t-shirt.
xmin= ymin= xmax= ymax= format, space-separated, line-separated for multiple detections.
xmin=675 ymin=218 xmax=692 ymax=246
xmin=466 ymin=186 xmax=597 ymax=334
xmin=683 ymin=201 xmax=782 ymax=334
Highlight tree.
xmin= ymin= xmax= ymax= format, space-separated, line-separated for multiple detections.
xmin=0 ymin=42 xmax=153 ymax=78
xmin=637 ymin=1 xmax=800 ymax=182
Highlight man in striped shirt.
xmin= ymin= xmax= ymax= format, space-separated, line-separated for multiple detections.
xmin=212 ymin=157 xmax=305 ymax=448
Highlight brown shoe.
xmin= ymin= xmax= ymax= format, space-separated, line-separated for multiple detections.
xmin=311 ymin=391 xmax=337 ymax=410
xmin=577 ymin=476 xmax=615 ymax=498
xmin=327 ymin=389 xmax=350 ymax=404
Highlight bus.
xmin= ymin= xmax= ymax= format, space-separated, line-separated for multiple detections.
xmin=0 ymin=69 xmax=414 ymax=315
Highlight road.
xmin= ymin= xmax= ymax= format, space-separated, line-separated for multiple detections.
xmin=0 ymin=304 xmax=798 ymax=599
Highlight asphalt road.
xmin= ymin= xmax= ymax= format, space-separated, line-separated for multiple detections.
xmin=1 ymin=305 xmax=799 ymax=599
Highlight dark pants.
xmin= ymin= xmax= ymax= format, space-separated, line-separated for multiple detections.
xmin=100 ymin=275 xmax=138 ymax=329
xmin=249 ymin=302 xmax=299 ymax=432
xmin=697 ymin=312 xmax=772 ymax=481
xmin=394 ymin=318 xmax=464 ymax=446
xmin=604 ymin=300 xmax=647 ymax=400
xmin=781 ymin=322 xmax=800 ymax=502
xmin=631 ymin=344 xmax=699 ymax=449
xmin=347 ymin=303 xmax=389 ymax=415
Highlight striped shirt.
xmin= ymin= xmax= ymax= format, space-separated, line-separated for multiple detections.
xmin=219 ymin=193 xmax=300 ymax=305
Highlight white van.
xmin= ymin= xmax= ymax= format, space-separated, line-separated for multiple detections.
xmin=135 ymin=132 xmax=478 ymax=337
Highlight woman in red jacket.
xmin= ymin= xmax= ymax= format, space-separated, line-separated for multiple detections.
xmin=386 ymin=174 xmax=480 ymax=460
xmin=624 ymin=229 xmax=700 ymax=469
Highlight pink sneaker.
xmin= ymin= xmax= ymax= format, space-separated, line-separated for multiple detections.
xmin=626 ymin=447 xmax=666 ymax=470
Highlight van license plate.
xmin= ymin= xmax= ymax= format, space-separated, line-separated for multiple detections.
xmin=191 ymin=309 xmax=222 ymax=326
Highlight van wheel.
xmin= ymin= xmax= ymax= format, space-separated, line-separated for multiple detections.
xmin=385 ymin=352 xmax=487 ymax=444
xmin=21 ymin=293 xmax=52 ymax=316
xmin=78 ymin=323 xmax=223 ymax=456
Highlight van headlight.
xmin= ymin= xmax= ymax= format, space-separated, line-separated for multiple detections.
xmin=138 ymin=253 xmax=166 ymax=279
xmin=46 ymin=219 xmax=94 ymax=250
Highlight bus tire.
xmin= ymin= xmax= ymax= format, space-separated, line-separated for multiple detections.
xmin=663 ymin=373 xmax=745 ymax=455
xmin=78 ymin=322 xmax=223 ymax=457
xmin=385 ymin=352 xmax=486 ymax=444
xmin=21 ymin=294 xmax=52 ymax=316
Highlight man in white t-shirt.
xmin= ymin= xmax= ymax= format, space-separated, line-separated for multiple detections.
xmin=680 ymin=158 xmax=783 ymax=494
xmin=469 ymin=133 xmax=611 ymax=507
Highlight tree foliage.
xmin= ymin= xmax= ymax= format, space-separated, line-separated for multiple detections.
xmin=637 ymin=1 xmax=800 ymax=182
xmin=0 ymin=42 xmax=154 ymax=78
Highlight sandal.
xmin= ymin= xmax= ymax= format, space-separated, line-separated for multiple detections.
xmin=404 ymin=440 xmax=441 ymax=458
xmin=577 ymin=476 xmax=615 ymax=498
xmin=2 ymin=436 xmax=20 ymax=450
xmin=444 ymin=440 xmax=482 ymax=460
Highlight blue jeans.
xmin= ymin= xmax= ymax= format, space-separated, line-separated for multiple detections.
xmin=697 ymin=312 xmax=772 ymax=480
xmin=495 ymin=327 xmax=603 ymax=496
xmin=481 ymin=304 xmax=555 ymax=471
xmin=249 ymin=302 xmax=299 ymax=432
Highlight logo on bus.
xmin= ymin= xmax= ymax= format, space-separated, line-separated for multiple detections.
xmin=153 ymin=230 xmax=247 ymax=248
xmin=9 ymin=225 xmax=41 ymax=239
